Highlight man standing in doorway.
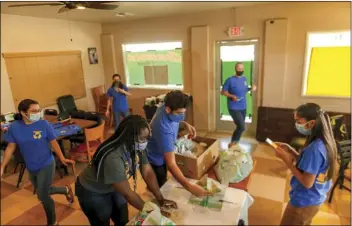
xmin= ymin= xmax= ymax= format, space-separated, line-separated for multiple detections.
xmin=221 ymin=62 xmax=257 ymax=147
xmin=147 ymin=90 xmax=209 ymax=197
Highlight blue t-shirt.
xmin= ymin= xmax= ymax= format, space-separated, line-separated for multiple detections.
xmin=107 ymin=85 xmax=129 ymax=113
xmin=147 ymin=105 xmax=179 ymax=166
xmin=222 ymin=76 xmax=248 ymax=110
xmin=4 ymin=120 xmax=56 ymax=172
xmin=289 ymin=139 xmax=332 ymax=207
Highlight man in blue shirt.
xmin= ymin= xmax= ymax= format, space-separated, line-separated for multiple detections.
xmin=106 ymin=74 xmax=132 ymax=130
xmin=221 ymin=62 xmax=256 ymax=146
xmin=147 ymin=91 xmax=209 ymax=197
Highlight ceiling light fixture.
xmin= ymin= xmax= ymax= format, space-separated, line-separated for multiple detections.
xmin=116 ymin=12 xmax=134 ymax=17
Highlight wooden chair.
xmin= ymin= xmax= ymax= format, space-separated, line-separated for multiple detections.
xmin=91 ymin=85 xmax=106 ymax=112
xmin=85 ymin=120 xmax=105 ymax=161
xmin=69 ymin=120 xmax=105 ymax=163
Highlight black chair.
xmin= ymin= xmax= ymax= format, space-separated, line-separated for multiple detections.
xmin=13 ymin=147 xmax=27 ymax=188
xmin=328 ymin=139 xmax=351 ymax=203
xmin=57 ymin=95 xmax=79 ymax=115
xmin=330 ymin=115 xmax=349 ymax=141
xmin=0 ymin=114 xmax=5 ymax=122
xmin=44 ymin=109 xmax=58 ymax=116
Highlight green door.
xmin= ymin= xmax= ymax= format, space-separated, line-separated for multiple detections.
xmin=216 ymin=40 xmax=258 ymax=132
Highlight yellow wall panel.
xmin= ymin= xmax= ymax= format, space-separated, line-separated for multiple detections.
xmin=306 ymin=46 xmax=350 ymax=97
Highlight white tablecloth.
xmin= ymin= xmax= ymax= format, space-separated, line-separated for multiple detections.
xmin=131 ymin=177 xmax=254 ymax=225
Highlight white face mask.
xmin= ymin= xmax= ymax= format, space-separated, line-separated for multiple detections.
xmin=28 ymin=112 xmax=41 ymax=122
xmin=135 ymin=141 xmax=148 ymax=151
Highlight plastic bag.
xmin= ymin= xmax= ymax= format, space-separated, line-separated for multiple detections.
xmin=214 ymin=144 xmax=253 ymax=184
xmin=132 ymin=202 xmax=176 ymax=226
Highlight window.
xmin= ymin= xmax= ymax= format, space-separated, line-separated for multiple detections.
xmin=303 ymin=31 xmax=350 ymax=97
xmin=122 ymin=42 xmax=183 ymax=89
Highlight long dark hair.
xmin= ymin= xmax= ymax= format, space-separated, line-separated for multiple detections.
xmin=295 ymin=103 xmax=337 ymax=180
xmin=91 ymin=115 xmax=150 ymax=185
xmin=111 ymin=73 xmax=124 ymax=89
xmin=14 ymin=99 xmax=39 ymax=120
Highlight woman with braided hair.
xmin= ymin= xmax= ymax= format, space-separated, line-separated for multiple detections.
xmin=75 ymin=115 xmax=177 ymax=226
xmin=274 ymin=103 xmax=337 ymax=225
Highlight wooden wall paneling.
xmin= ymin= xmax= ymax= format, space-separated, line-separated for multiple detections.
xmin=5 ymin=58 xmax=28 ymax=107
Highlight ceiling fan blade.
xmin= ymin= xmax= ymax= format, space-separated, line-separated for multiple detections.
xmin=58 ymin=6 xmax=71 ymax=14
xmin=8 ymin=3 xmax=64 ymax=7
xmin=85 ymin=3 xmax=119 ymax=10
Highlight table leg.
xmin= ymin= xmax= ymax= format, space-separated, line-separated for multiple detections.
xmin=58 ymin=140 xmax=69 ymax=175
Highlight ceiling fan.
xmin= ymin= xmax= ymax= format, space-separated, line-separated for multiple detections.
xmin=8 ymin=1 xmax=119 ymax=14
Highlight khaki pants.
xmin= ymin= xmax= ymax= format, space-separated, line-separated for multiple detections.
xmin=280 ymin=203 xmax=320 ymax=226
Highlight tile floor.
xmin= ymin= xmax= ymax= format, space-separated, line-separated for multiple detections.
xmin=1 ymin=132 xmax=350 ymax=225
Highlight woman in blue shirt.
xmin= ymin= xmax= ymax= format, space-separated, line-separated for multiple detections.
xmin=105 ymin=74 xmax=132 ymax=130
xmin=0 ymin=99 xmax=75 ymax=226
xmin=221 ymin=62 xmax=256 ymax=147
xmin=275 ymin=103 xmax=337 ymax=225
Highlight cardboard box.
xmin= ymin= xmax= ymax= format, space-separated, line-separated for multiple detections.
xmin=175 ymin=137 xmax=220 ymax=179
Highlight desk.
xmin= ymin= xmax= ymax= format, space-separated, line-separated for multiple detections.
xmin=45 ymin=115 xmax=98 ymax=174
xmin=44 ymin=115 xmax=97 ymax=138
xmin=132 ymin=177 xmax=254 ymax=225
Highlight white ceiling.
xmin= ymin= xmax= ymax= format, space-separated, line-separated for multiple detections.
xmin=1 ymin=1 xmax=266 ymax=23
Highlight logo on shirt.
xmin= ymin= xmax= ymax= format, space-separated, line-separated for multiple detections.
xmin=244 ymin=81 xmax=247 ymax=86
xmin=33 ymin=131 xmax=42 ymax=139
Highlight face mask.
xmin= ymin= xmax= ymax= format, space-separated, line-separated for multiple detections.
xmin=135 ymin=141 xmax=148 ymax=151
xmin=236 ymin=70 xmax=244 ymax=76
xmin=168 ymin=113 xmax=185 ymax=123
xmin=295 ymin=122 xmax=311 ymax=136
xmin=28 ymin=112 xmax=41 ymax=122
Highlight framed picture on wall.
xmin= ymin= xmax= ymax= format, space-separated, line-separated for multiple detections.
xmin=88 ymin=47 xmax=98 ymax=64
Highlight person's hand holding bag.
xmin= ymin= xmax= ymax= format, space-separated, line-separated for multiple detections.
xmin=160 ymin=199 xmax=178 ymax=209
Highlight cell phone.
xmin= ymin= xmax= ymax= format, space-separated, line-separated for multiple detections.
xmin=265 ymin=138 xmax=278 ymax=149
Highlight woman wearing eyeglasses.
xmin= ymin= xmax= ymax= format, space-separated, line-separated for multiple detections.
xmin=0 ymin=99 xmax=75 ymax=226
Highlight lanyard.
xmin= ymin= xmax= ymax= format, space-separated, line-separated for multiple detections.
xmin=123 ymin=151 xmax=139 ymax=191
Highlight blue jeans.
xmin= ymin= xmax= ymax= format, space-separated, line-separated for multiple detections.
xmin=28 ymin=161 xmax=67 ymax=225
xmin=75 ymin=179 xmax=128 ymax=226
xmin=113 ymin=111 xmax=130 ymax=130
xmin=229 ymin=109 xmax=246 ymax=143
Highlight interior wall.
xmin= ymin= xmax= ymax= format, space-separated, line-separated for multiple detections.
xmin=1 ymin=14 xmax=105 ymax=113
xmin=102 ymin=2 xmax=350 ymax=132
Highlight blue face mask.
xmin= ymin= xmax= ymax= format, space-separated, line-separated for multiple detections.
xmin=28 ymin=113 xmax=41 ymax=122
xmin=135 ymin=141 xmax=148 ymax=151
xmin=295 ymin=122 xmax=311 ymax=136
xmin=168 ymin=113 xmax=185 ymax=123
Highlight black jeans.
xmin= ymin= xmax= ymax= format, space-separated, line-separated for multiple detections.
xmin=229 ymin=109 xmax=246 ymax=143
xmin=150 ymin=163 xmax=167 ymax=188
xmin=75 ymin=179 xmax=129 ymax=226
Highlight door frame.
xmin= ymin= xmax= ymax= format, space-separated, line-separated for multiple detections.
xmin=215 ymin=39 xmax=260 ymax=136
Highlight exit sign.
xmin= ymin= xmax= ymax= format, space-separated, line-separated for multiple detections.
xmin=228 ymin=26 xmax=244 ymax=37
